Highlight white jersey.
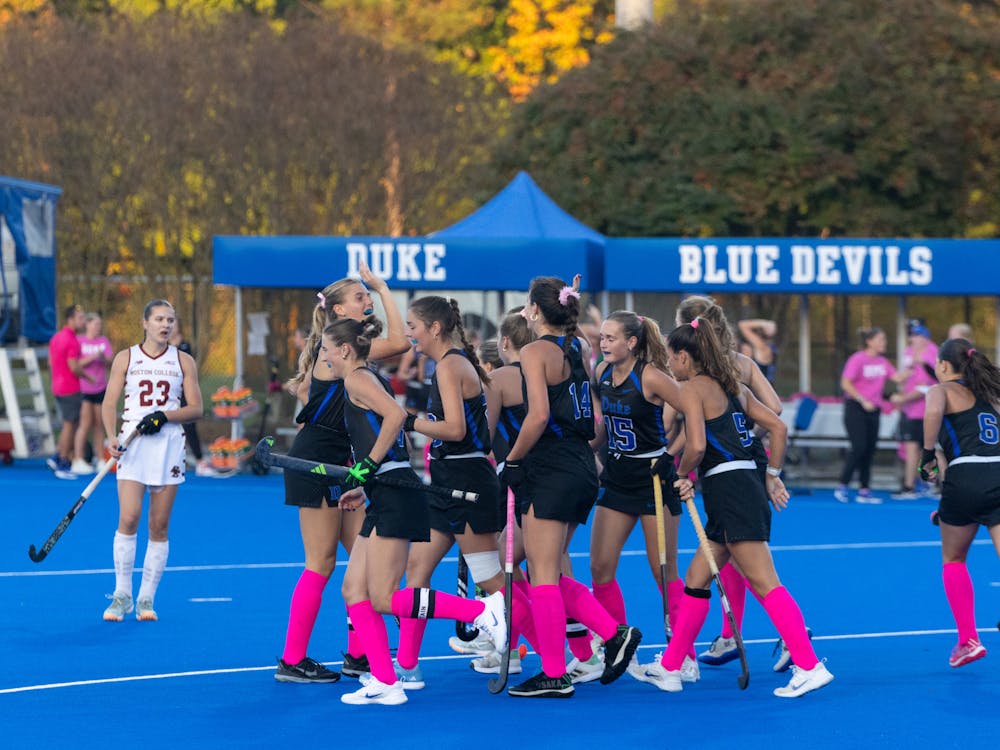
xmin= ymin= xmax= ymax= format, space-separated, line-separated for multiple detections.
xmin=118 ymin=343 xmax=187 ymax=486
xmin=121 ymin=344 xmax=184 ymax=425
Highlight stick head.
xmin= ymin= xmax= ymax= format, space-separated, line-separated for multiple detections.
xmin=28 ymin=544 xmax=46 ymax=563
xmin=254 ymin=437 xmax=276 ymax=467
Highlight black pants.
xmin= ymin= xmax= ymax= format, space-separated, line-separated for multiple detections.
xmin=839 ymin=399 xmax=880 ymax=488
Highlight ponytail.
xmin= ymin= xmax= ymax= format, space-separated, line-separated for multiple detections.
xmin=667 ymin=319 xmax=740 ymax=395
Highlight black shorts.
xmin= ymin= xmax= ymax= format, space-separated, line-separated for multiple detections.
xmin=937 ymin=463 xmax=1000 ymax=527
xmin=701 ymin=468 xmax=771 ymax=544
xmin=283 ymin=424 xmax=353 ymax=508
xmin=360 ymin=467 xmax=431 ymax=542
xmin=598 ymin=457 xmax=681 ymax=517
xmin=522 ymin=438 xmax=599 ymax=525
xmin=82 ymin=390 xmax=106 ymax=405
xmin=428 ymin=456 xmax=503 ymax=535
xmin=897 ymin=417 xmax=923 ymax=443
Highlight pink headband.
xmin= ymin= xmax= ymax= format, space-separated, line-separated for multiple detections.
xmin=690 ymin=318 xmax=700 ymax=329
xmin=558 ymin=286 xmax=580 ymax=306
xmin=316 ymin=292 xmax=326 ymax=307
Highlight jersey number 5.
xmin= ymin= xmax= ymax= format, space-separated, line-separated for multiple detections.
xmin=138 ymin=379 xmax=171 ymax=407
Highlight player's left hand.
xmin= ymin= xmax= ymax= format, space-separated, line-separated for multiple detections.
xmin=338 ymin=487 xmax=367 ymax=511
xmin=674 ymin=476 xmax=695 ymax=503
xmin=136 ymin=411 xmax=167 ymax=435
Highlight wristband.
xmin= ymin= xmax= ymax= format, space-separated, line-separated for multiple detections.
xmin=403 ymin=413 xmax=417 ymax=432
xmin=766 ymin=466 xmax=782 ymax=477
xmin=921 ymin=448 xmax=937 ymax=466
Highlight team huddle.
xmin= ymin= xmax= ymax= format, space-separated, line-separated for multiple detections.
xmin=97 ymin=269 xmax=1000 ymax=705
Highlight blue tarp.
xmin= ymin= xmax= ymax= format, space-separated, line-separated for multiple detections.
xmin=213 ymin=172 xmax=605 ymax=292
xmin=0 ymin=176 xmax=61 ymax=342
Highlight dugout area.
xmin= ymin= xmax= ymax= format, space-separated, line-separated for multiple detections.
xmin=1 ymin=461 xmax=996 ymax=749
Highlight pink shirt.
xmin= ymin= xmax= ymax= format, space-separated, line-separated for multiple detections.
xmin=842 ymin=351 xmax=896 ymax=405
xmin=900 ymin=342 xmax=938 ymax=419
xmin=79 ymin=335 xmax=113 ymax=395
xmin=49 ymin=325 xmax=82 ymax=397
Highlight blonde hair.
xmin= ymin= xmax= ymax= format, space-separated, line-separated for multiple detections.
xmin=287 ymin=278 xmax=364 ymax=390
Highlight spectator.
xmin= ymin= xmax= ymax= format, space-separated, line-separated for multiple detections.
xmin=72 ymin=312 xmax=113 ymax=474
xmin=737 ymin=318 xmax=779 ymax=384
xmin=890 ymin=319 xmax=938 ymax=499
xmin=947 ymin=322 xmax=973 ymax=344
xmin=47 ymin=304 xmax=88 ymax=479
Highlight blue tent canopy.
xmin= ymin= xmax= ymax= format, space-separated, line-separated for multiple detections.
xmin=0 ymin=176 xmax=61 ymax=342
xmin=213 ymin=172 xmax=605 ymax=292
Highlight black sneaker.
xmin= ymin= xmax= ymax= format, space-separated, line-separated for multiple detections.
xmin=601 ymin=625 xmax=642 ymax=685
xmin=507 ymin=671 xmax=574 ymax=698
xmin=274 ymin=656 xmax=340 ymax=683
xmin=340 ymin=651 xmax=370 ymax=678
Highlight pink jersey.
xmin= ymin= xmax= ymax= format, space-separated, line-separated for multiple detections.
xmin=48 ymin=325 xmax=82 ymax=397
xmin=79 ymin=335 xmax=113 ymax=395
xmin=900 ymin=342 xmax=938 ymax=419
xmin=841 ymin=351 xmax=896 ymax=405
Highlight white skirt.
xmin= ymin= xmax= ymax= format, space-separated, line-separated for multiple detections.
xmin=116 ymin=423 xmax=187 ymax=487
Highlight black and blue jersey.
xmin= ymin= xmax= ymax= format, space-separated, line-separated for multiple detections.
xmin=529 ymin=335 xmax=595 ymax=443
xmin=343 ymin=368 xmax=410 ymax=465
xmin=700 ymin=395 xmax=757 ymax=475
xmin=426 ymin=349 xmax=492 ymax=460
xmin=938 ymin=397 xmax=1000 ymax=462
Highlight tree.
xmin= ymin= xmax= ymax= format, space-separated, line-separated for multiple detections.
xmin=495 ymin=0 xmax=1000 ymax=239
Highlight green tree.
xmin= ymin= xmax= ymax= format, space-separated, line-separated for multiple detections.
xmin=496 ymin=0 xmax=1000 ymax=239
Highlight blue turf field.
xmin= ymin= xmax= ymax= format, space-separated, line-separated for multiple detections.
xmin=1 ymin=462 xmax=997 ymax=749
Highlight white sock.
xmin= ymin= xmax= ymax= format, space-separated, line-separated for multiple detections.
xmin=137 ymin=540 xmax=169 ymax=602
xmin=113 ymin=532 xmax=137 ymax=598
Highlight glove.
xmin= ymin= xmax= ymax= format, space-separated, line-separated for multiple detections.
xmin=501 ymin=460 xmax=526 ymax=489
xmin=650 ymin=454 xmax=676 ymax=480
xmin=344 ymin=456 xmax=379 ymax=490
xmin=136 ymin=411 xmax=168 ymax=435
xmin=919 ymin=448 xmax=939 ymax=481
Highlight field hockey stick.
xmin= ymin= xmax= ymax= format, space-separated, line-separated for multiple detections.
xmin=28 ymin=429 xmax=140 ymax=563
xmin=488 ymin=488 xmax=516 ymax=694
xmin=254 ymin=437 xmax=479 ymax=502
xmin=454 ymin=554 xmax=481 ymax=641
xmin=684 ymin=496 xmax=750 ymax=690
xmin=651 ymin=463 xmax=671 ymax=644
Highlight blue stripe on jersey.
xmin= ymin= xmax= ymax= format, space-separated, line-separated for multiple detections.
xmin=310 ymin=381 xmax=339 ymax=423
xmin=505 ymin=408 xmax=523 ymax=432
xmin=497 ymin=422 xmax=510 ymax=442
xmin=464 ymin=401 xmax=485 ymax=451
xmin=628 ymin=371 xmax=642 ymax=391
xmin=943 ymin=416 xmax=961 ymax=457
xmin=705 ymin=426 xmax=733 ymax=461
xmin=546 ymin=415 xmax=564 ymax=437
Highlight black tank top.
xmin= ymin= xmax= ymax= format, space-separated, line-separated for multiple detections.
xmin=527 ymin=335 xmax=595 ymax=442
xmin=938 ymin=395 xmax=1000 ymax=462
xmin=342 ymin=368 xmax=410 ymax=465
xmin=493 ymin=363 xmax=527 ymax=465
xmin=426 ymin=349 xmax=492 ymax=459
xmin=595 ymin=359 xmax=667 ymax=459
xmin=700 ymin=394 xmax=756 ymax=474
xmin=295 ymin=345 xmax=348 ymax=438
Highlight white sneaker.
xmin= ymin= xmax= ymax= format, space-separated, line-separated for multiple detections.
xmin=680 ymin=655 xmax=700 ymax=683
xmin=195 ymin=460 xmax=217 ymax=477
xmin=449 ymin=631 xmax=494 ymax=656
xmin=472 ymin=591 xmax=508 ymax=653
xmin=471 ymin=650 xmax=522 ymax=675
xmin=135 ymin=597 xmax=158 ymax=621
xmin=566 ymin=653 xmax=603 ymax=684
xmin=360 ymin=664 xmax=424 ymax=690
xmin=773 ymin=661 xmax=834 ymax=698
xmin=71 ymin=459 xmax=95 ymax=475
xmin=635 ymin=659 xmax=683 ymax=692
xmin=341 ymin=676 xmax=407 ymax=705
xmin=833 ymin=485 xmax=849 ymax=503
xmin=102 ymin=593 xmax=133 ymax=622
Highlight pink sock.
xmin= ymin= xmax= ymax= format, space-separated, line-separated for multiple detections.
xmin=942 ymin=562 xmax=979 ymax=642
xmin=718 ymin=563 xmax=747 ymax=638
xmin=281 ymin=569 xmax=328 ymax=665
xmin=665 ymin=579 xmax=695 ymax=660
xmin=347 ymin=601 xmax=395 ymax=685
xmin=511 ymin=584 xmax=537 ymax=649
xmin=397 ymin=618 xmax=428 ymax=670
xmin=761 ymin=586 xmax=819 ymax=670
xmin=391 ymin=587 xmax=484 ymax=622
xmin=346 ymin=609 xmax=364 ymax=659
xmin=592 ymin=579 xmax=628 ymax=624
xmin=530 ymin=584 xmax=568 ymax=678
xmin=661 ymin=589 xmax=711 ymax=671
xmin=558 ymin=576 xmax=618 ymax=642
xmin=566 ymin=618 xmax=593 ymax=661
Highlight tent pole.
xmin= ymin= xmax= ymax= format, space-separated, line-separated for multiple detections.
xmin=234 ymin=286 xmax=244 ymax=390
xmin=896 ymin=295 xmax=907 ymax=367
xmin=798 ymin=294 xmax=810 ymax=394
xmin=624 ymin=291 xmax=634 ymax=312
xmin=600 ymin=291 xmax=609 ymax=318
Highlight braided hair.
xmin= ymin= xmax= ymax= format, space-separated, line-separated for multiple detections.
xmin=409 ymin=295 xmax=491 ymax=385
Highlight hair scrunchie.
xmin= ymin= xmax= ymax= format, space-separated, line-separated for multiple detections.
xmin=967 ymin=347 xmax=977 ymax=357
xmin=558 ymin=286 xmax=580 ymax=306
xmin=690 ymin=318 xmax=700 ymax=329
xmin=317 ymin=292 xmax=327 ymax=307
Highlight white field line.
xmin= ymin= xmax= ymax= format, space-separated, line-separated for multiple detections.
xmin=0 ymin=627 xmax=986 ymax=696
xmin=2 ymin=539 xmax=992 ymax=578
